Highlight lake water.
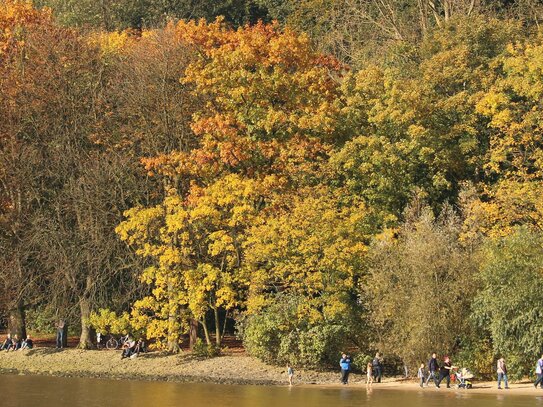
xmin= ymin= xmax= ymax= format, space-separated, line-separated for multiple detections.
xmin=0 ymin=374 xmax=542 ymax=407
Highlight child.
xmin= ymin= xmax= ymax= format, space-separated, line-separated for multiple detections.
xmin=418 ymin=363 xmax=425 ymax=387
xmin=287 ymin=363 xmax=294 ymax=386
xmin=366 ymin=362 xmax=373 ymax=384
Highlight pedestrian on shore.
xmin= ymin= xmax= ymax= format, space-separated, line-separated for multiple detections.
xmin=339 ymin=353 xmax=352 ymax=385
xmin=426 ymin=352 xmax=439 ymax=386
xmin=534 ymin=354 xmax=543 ymax=388
xmin=287 ymin=363 xmax=294 ymax=386
xmin=372 ymin=352 xmax=383 ymax=383
xmin=418 ymin=363 xmax=425 ymax=388
xmin=55 ymin=319 xmax=65 ymax=349
xmin=497 ymin=357 xmax=509 ymax=389
xmin=366 ymin=362 xmax=373 ymax=385
xmin=435 ymin=356 xmax=456 ymax=388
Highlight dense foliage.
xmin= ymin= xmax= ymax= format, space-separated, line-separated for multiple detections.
xmin=2 ymin=0 xmax=543 ymax=376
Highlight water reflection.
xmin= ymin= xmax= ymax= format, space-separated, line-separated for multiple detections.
xmin=0 ymin=375 xmax=540 ymax=407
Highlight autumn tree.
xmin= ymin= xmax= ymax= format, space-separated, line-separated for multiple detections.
xmin=0 ymin=0 xmax=58 ymax=339
xmin=116 ymin=19 xmax=345 ymax=351
xmin=1 ymin=1 xmax=151 ymax=347
xmin=35 ymin=0 xmax=269 ymax=30
xmin=466 ymin=34 xmax=543 ymax=236
xmin=331 ymin=17 xmax=521 ymax=224
xmin=240 ymin=188 xmax=371 ymax=366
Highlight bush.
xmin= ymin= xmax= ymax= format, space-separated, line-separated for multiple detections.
xmin=239 ymin=294 xmax=357 ymax=369
xmin=191 ymin=338 xmax=220 ymax=358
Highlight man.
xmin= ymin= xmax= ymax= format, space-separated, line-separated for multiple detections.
xmin=56 ymin=319 xmax=65 ymax=349
xmin=497 ymin=357 xmax=509 ymax=389
xmin=339 ymin=353 xmax=352 ymax=385
xmin=372 ymin=352 xmax=383 ymax=383
xmin=426 ymin=352 xmax=439 ymax=387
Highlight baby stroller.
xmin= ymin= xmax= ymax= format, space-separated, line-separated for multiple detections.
xmin=454 ymin=367 xmax=474 ymax=389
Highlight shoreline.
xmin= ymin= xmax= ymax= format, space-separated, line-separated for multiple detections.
xmin=0 ymin=349 xmax=541 ymax=396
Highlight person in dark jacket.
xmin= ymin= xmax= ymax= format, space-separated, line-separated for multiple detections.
xmin=339 ymin=353 xmax=352 ymax=384
xmin=372 ymin=352 xmax=383 ymax=383
xmin=435 ymin=356 xmax=456 ymax=388
xmin=426 ymin=353 xmax=439 ymax=387
xmin=0 ymin=334 xmax=13 ymax=351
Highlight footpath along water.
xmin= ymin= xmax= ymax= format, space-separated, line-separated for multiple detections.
xmin=0 ymin=374 xmax=542 ymax=407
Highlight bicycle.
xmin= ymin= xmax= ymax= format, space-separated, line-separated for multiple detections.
xmin=104 ymin=334 xmax=129 ymax=350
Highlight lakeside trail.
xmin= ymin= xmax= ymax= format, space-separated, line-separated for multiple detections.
xmin=0 ymin=349 xmax=541 ymax=396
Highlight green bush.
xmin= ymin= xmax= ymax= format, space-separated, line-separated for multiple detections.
xmin=239 ymin=294 xmax=357 ymax=369
xmin=191 ymin=338 xmax=221 ymax=358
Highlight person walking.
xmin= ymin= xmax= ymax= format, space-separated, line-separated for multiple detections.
xmin=339 ymin=353 xmax=352 ymax=385
xmin=534 ymin=355 xmax=543 ymax=388
xmin=418 ymin=363 xmax=425 ymax=388
xmin=372 ymin=352 xmax=383 ymax=383
xmin=56 ymin=319 xmax=65 ymax=349
xmin=435 ymin=356 xmax=456 ymax=388
xmin=426 ymin=353 xmax=439 ymax=387
xmin=497 ymin=357 xmax=509 ymax=389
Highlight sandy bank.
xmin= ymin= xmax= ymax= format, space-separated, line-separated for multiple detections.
xmin=0 ymin=349 xmax=541 ymax=396
xmin=0 ymin=348 xmax=338 ymax=385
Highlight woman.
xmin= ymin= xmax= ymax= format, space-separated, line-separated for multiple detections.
xmin=435 ymin=356 xmax=456 ymax=388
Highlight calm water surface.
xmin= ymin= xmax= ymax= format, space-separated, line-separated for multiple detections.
xmin=1 ymin=375 xmax=542 ymax=407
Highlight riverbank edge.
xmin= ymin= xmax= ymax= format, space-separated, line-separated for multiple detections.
xmin=0 ymin=366 xmax=284 ymax=386
xmin=0 ymin=350 xmax=540 ymax=396
xmin=1 ymin=366 xmax=542 ymax=397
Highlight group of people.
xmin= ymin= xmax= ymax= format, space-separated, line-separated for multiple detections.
xmin=0 ymin=333 xmax=33 ymax=351
xmin=418 ymin=353 xmax=457 ymax=388
xmin=338 ymin=352 xmax=383 ymax=385
xmin=331 ymin=351 xmax=543 ymax=390
xmin=120 ymin=337 xmax=146 ymax=359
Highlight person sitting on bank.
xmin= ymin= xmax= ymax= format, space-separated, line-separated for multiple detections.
xmin=20 ymin=335 xmax=34 ymax=350
xmin=8 ymin=334 xmax=21 ymax=351
xmin=0 ymin=333 xmax=12 ymax=351
xmin=121 ymin=337 xmax=137 ymax=359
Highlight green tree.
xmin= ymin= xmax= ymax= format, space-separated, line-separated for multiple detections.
xmin=473 ymin=228 xmax=543 ymax=378
xmin=365 ymin=202 xmax=477 ymax=369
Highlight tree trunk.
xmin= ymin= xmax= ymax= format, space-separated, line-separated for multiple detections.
xmin=78 ymin=296 xmax=93 ymax=349
xmin=189 ymin=318 xmax=198 ymax=350
xmin=8 ymin=300 xmax=26 ymax=340
xmin=166 ymin=284 xmax=180 ymax=353
xmin=213 ymin=307 xmax=221 ymax=348
xmin=201 ymin=318 xmax=211 ymax=346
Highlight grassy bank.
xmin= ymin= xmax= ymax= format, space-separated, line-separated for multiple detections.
xmin=0 ymin=348 xmax=341 ymax=385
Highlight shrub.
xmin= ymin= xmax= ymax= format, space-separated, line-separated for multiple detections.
xmin=239 ymin=294 xmax=357 ymax=369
